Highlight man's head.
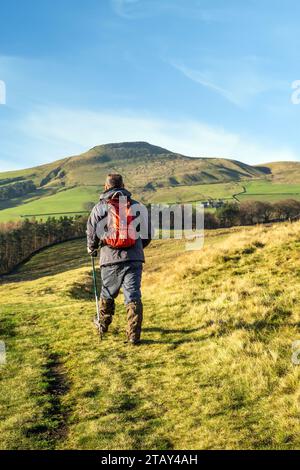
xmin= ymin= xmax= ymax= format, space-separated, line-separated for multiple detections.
xmin=105 ymin=173 xmax=124 ymax=191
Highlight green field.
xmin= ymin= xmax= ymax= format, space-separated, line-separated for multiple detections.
xmin=0 ymin=186 xmax=99 ymax=222
xmin=1 ymin=223 xmax=300 ymax=449
xmin=143 ymin=182 xmax=242 ymax=204
xmin=2 ymin=179 xmax=300 ymax=222
xmin=237 ymin=181 xmax=300 ymax=202
xmin=1 ymin=179 xmax=300 ymax=222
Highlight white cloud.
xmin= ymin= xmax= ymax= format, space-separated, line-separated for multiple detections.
xmin=172 ymin=62 xmax=242 ymax=106
xmin=111 ymin=0 xmax=223 ymax=21
xmin=16 ymin=106 xmax=298 ymax=167
xmin=111 ymin=0 xmax=146 ymax=19
xmin=171 ymin=58 xmax=286 ymax=108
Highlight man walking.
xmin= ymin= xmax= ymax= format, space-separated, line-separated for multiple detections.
xmin=87 ymin=174 xmax=151 ymax=344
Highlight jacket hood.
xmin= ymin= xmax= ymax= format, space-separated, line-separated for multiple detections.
xmin=99 ymin=187 xmax=132 ymax=201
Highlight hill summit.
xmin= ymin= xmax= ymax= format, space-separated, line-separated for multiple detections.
xmin=83 ymin=141 xmax=176 ymax=160
xmin=0 ymin=141 xmax=266 ymax=190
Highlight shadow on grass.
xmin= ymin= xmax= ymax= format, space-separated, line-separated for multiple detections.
xmin=141 ymin=334 xmax=213 ymax=347
xmin=0 ymin=315 xmax=17 ymax=338
xmin=142 ymin=318 xmax=300 ymax=346
xmin=216 ymin=319 xmax=300 ymax=333
xmin=0 ymin=187 xmax=55 ymax=211
xmin=143 ymin=326 xmax=205 ymax=334
xmin=140 ymin=325 xmax=212 ymax=346
xmin=1 ymin=239 xmax=88 ymax=284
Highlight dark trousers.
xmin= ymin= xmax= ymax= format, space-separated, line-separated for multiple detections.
xmin=100 ymin=261 xmax=143 ymax=305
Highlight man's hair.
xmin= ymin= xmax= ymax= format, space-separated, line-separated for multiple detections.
xmin=105 ymin=173 xmax=124 ymax=189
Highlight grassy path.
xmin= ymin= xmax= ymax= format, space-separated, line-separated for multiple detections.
xmin=1 ymin=225 xmax=300 ymax=449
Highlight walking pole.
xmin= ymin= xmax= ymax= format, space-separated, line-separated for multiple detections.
xmin=91 ymin=256 xmax=102 ymax=340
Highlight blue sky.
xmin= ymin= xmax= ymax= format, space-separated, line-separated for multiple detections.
xmin=0 ymin=0 xmax=300 ymax=171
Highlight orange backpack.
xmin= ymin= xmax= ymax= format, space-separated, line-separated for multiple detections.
xmin=103 ymin=198 xmax=136 ymax=248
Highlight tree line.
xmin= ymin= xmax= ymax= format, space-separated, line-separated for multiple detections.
xmin=205 ymin=199 xmax=300 ymax=229
xmin=0 ymin=216 xmax=86 ymax=275
xmin=0 ymin=180 xmax=36 ymax=201
xmin=160 ymin=199 xmax=300 ymax=230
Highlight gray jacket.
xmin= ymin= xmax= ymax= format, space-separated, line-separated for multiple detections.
xmin=86 ymin=188 xmax=151 ymax=267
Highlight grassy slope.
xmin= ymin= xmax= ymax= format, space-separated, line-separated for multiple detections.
xmin=258 ymin=162 xmax=300 ymax=184
xmin=1 ymin=223 xmax=300 ymax=450
xmin=0 ymin=157 xmax=70 ymax=186
xmin=144 ymin=182 xmax=243 ymax=204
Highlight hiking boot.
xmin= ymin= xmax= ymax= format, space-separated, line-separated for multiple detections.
xmin=126 ymin=300 xmax=143 ymax=343
xmin=128 ymin=338 xmax=141 ymax=346
xmin=99 ymin=298 xmax=115 ymax=333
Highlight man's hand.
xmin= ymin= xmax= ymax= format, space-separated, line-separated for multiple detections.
xmin=87 ymin=248 xmax=98 ymax=257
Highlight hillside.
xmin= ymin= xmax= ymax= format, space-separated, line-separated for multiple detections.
xmin=1 ymin=142 xmax=300 ymax=222
xmin=0 ymin=142 xmax=264 ymax=189
xmin=0 ymin=142 xmax=266 ymax=221
xmin=1 ymin=222 xmax=300 ymax=449
xmin=257 ymin=162 xmax=300 ymax=184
